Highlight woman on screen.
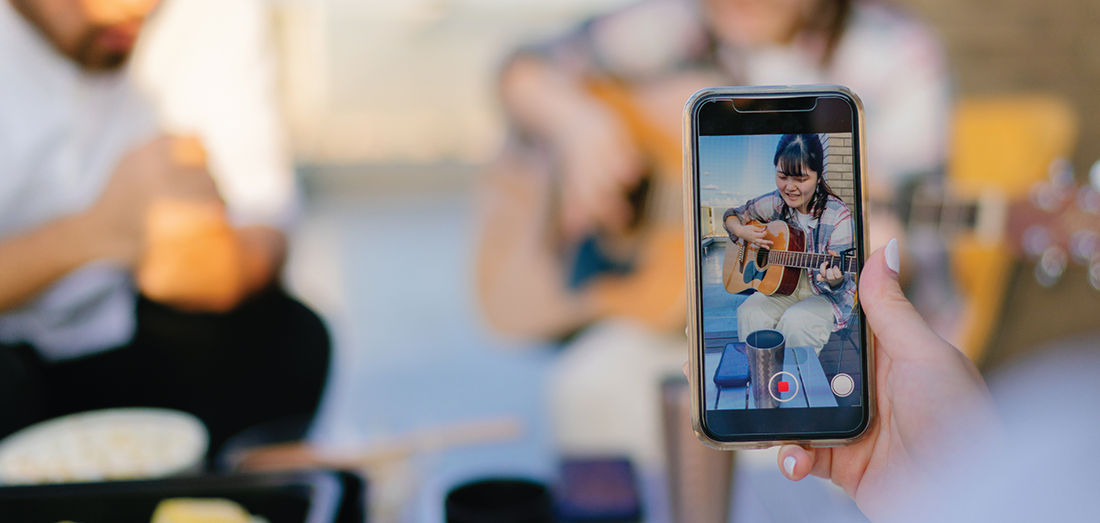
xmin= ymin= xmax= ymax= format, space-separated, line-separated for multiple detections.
xmin=723 ymin=134 xmax=856 ymax=355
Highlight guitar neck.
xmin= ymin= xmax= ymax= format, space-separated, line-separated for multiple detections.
xmin=767 ymin=250 xmax=859 ymax=274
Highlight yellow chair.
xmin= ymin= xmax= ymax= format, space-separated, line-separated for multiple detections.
xmin=946 ymin=96 xmax=1078 ymax=363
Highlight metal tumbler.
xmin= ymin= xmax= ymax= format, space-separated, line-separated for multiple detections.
xmin=745 ymin=329 xmax=785 ymax=409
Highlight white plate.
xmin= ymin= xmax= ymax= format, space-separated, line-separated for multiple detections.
xmin=0 ymin=408 xmax=208 ymax=485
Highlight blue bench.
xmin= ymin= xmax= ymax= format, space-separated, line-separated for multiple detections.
xmin=707 ymin=344 xmax=840 ymax=410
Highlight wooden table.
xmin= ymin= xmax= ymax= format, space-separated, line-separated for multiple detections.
xmin=705 ymin=345 xmax=838 ymax=410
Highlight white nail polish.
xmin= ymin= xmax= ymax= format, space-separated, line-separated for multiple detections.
xmin=783 ymin=455 xmax=796 ymax=477
xmin=885 ymin=238 xmax=900 ymax=274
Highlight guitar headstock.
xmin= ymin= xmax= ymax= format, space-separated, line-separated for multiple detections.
xmin=1006 ymin=157 xmax=1100 ymax=290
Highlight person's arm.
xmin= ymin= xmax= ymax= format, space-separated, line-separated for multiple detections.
xmin=131 ymin=0 xmax=294 ymax=310
xmin=0 ymin=213 xmax=121 ymax=313
xmin=0 ymin=135 xmax=229 ymax=313
xmin=136 ymin=203 xmax=286 ymax=313
xmin=776 ymin=239 xmax=1002 ymax=521
xmin=722 ymin=194 xmax=781 ymax=247
xmin=499 ymin=55 xmax=643 ymax=238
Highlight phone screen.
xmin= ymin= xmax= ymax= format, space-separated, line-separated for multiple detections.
xmin=689 ymin=91 xmax=869 ymax=442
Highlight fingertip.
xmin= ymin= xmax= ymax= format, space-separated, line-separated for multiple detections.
xmin=783 ymin=455 xmax=796 ymax=477
xmin=682 ymin=361 xmax=689 ymax=379
xmin=885 ymin=237 xmax=900 ymax=276
xmin=777 ymin=445 xmax=812 ymax=481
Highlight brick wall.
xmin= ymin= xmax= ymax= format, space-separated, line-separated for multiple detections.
xmin=823 ymin=133 xmax=857 ymax=208
xmin=896 ymin=0 xmax=1100 ymax=178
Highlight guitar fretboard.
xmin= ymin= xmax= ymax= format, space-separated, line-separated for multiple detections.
xmin=766 ymin=250 xmax=859 ymax=273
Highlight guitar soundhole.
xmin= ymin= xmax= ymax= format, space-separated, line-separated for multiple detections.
xmin=757 ymin=249 xmax=770 ymax=268
xmin=625 ymin=174 xmax=652 ymax=230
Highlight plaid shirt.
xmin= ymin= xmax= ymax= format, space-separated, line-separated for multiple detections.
xmin=724 ymin=192 xmax=857 ymax=329
xmin=519 ymin=0 xmax=950 ymax=187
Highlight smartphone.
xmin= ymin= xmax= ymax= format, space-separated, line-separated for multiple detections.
xmin=683 ymin=86 xmax=873 ymax=448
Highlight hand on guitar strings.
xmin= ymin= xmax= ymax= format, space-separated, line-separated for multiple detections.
xmin=498 ymin=56 xmax=644 ymax=239
xmin=726 ymin=217 xmax=773 ymax=248
xmin=817 ymin=250 xmax=845 ymax=288
xmin=555 ymin=99 xmax=645 ymax=239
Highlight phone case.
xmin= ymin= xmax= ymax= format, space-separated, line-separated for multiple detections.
xmin=682 ymin=85 xmax=875 ymax=449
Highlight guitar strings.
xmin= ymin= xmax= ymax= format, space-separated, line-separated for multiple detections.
xmin=766 ymin=249 xmax=857 ymax=273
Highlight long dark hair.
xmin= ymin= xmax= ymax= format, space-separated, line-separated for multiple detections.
xmin=700 ymin=0 xmax=852 ymax=70
xmin=773 ymin=134 xmax=837 ymax=221
xmin=810 ymin=0 xmax=852 ymax=66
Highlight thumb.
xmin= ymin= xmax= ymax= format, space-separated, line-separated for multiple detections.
xmin=859 ymin=238 xmax=941 ymax=358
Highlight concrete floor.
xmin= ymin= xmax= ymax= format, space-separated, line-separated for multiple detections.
xmin=284 ymin=166 xmax=557 ymax=522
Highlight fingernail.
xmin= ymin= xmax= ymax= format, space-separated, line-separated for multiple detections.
xmin=783 ymin=455 xmax=796 ymax=477
xmin=885 ymin=238 xmax=900 ymax=276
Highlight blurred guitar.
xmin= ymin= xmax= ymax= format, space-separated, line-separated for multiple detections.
xmin=476 ymin=75 xmax=715 ymax=337
xmin=895 ymin=167 xmax=1100 ymax=361
xmin=921 ymin=96 xmax=1086 ymax=361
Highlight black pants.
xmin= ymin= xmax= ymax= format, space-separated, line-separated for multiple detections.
xmin=0 ymin=289 xmax=331 ymax=461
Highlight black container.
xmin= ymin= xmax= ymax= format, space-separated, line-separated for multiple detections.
xmin=0 ymin=470 xmax=365 ymax=523
xmin=445 ymin=478 xmax=553 ymax=523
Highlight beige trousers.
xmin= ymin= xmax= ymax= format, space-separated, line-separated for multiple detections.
xmin=737 ymin=271 xmax=836 ymax=354
xmin=546 ymin=320 xmax=686 ymax=470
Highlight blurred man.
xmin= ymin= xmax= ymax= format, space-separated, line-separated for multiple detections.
xmin=0 ymin=0 xmax=329 ymax=459
xmin=477 ymin=0 xmax=950 ymax=467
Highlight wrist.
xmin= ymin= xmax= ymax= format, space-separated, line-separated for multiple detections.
xmin=235 ymin=226 xmax=285 ymax=296
xmin=724 ymin=219 xmax=739 ymax=237
xmin=59 ymin=211 xmax=117 ymax=266
xmin=75 ymin=206 xmax=141 ymax=268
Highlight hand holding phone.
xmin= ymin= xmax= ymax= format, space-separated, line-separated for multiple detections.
xmin=684 ymin=86 xmax=872 ymax=447
xmin=777 ymin=243 xmax=998 ymax=521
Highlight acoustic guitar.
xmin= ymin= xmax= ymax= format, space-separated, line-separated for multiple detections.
xmin=721 ymin=220 xmax=858 ymax=295
xmin=476 ymin=74 xmax=718 ymax=337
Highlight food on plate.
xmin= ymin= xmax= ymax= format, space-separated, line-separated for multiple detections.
xmin=151 ymin=498 xmax=264 ymax=523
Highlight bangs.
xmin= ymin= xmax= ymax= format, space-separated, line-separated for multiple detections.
xmin=776 ymin=153 xmax=813 ymax=180
xmin=773 ymin=134 xmax=824 ymax=179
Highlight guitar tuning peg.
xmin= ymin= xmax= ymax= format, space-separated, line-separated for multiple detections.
xmin=1070 ymin=230 xmax=1100 ymax=266
xmin=1031 ymin=181 xmax=1068 ymax=212
xmin=1049 ymin=157 xmax=1075 ymax=190
xmin=1090 ymin=158 xmax=1100 ymax=192
xmin=1076 ymin=185 xmax=1100 ymax=214
xmin=1022 ymin=225 xmax=1052 ymax=259
xmin=1035 ymin=246 xmax=1068 ymax=288
xmin=1090 ymin=257 xmax=1100 ymax=292
xmin=1031 ymin=158 xmax=1075 ymax=213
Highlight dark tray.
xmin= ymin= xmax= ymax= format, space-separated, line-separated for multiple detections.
xmin=0 ymin=470 xmax=365 ymax=523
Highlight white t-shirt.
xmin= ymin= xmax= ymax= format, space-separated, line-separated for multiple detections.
xmin=0 ymin=0 xmax=296 ymax=361
xmin=794 ymin=210 xmax=819 ymax=240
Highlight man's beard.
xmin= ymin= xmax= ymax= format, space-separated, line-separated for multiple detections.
xmin=73 ymin=28 xmax=131 ymax=71
xmin=8 ymin=0 xmax=135 ymax=71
